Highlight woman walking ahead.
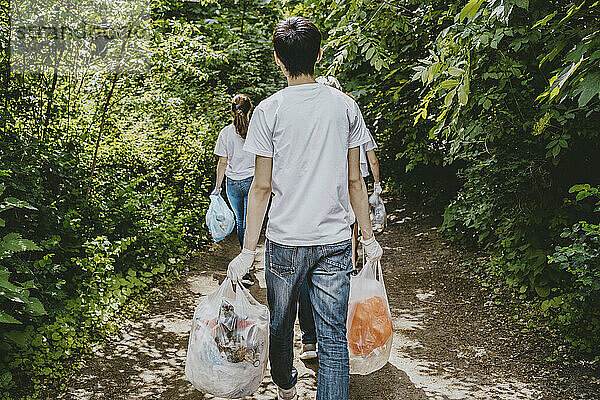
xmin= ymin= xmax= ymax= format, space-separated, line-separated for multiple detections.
xmin=212 ymin=94 xmax=256 ymax=287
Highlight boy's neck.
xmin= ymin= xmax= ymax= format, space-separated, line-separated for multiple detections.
xmin=287 ymin=74 xmax=317 ymax=86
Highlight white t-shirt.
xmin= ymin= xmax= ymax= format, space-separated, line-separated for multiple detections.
xmin=359 ymin=130 xmax=378 ymax=177
xmin=243 ymin=83 xmax=370 ymax=246
xmin=214 ymin=124 xmax=255 ymax=180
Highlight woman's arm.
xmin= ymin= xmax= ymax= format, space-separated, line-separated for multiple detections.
xmin=349 ymin=147 xmax=373 ymax=240
xmin=366 ymin=149 xmax=380 ymax=186
xmin=213 ymin=156 xmax=228 ymax=194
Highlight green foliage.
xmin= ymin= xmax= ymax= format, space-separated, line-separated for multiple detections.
xmin=544 ymin=186 xmax=600 ymax=351
xmin=0 ymin=0 xmax=285 ymax=397
xmin=302 ymin=0 xmax=600 ymax=352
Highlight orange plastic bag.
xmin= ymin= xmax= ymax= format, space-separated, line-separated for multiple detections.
xmin=347 ymin=295 xmax=393 ymax=355
xmin=347 ymin=261 xmax=393 ymax=375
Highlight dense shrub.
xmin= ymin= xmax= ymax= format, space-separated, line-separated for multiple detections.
xmin=0 ymin=0 xmax=284 ymax=397
xmin=301 ymin=0 xmax=600 ymax=352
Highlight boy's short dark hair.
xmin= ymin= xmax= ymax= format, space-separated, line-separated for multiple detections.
xmin=273 ymin=17 xmax=322 ymax=78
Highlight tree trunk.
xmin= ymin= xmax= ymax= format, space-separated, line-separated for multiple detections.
xmin=85 ymin=73 xmax=119 ymax=201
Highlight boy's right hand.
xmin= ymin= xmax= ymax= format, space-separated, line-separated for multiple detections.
xmin=361 ymin=235 xmax=383 ymax=263
xmin=211 ymin=187 xmax=221 ymax=195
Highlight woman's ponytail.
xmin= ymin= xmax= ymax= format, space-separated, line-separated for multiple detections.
xmin=231 ymin=94 xmax=253 ymax=139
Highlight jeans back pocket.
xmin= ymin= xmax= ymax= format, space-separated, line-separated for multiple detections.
xmin=268 ymin=240 xmax=297 ymax=278
xmin=319 ymin=241 xmax=351 ymax=272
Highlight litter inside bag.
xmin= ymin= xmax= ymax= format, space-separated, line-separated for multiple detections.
xmin=206 ymin=194 xmax=235 ymax=242
xmin=348 ymin=295 xmax=393 ymax=355
xmin=185 ymin=279 xmax=269 ymax=398
xmin=347 ymin=261 xmax=393 ymax=375
xmin=369 ymin=193 xmax=387 ymax=232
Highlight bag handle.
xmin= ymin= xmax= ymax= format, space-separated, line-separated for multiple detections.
xmin=231 ymin=277 xmax=264 ymax=308
xmin=362 ymin=249 xmax=384 ymax=282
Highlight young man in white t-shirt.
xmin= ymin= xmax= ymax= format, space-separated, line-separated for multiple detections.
xmin=225 ymin=16 xmax=383 ymax=400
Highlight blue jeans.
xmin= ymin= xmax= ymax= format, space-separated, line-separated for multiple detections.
xmin=266 ymin=239 xmax=352 ymax=400
xmin=298 ymin=278 xmax=317 ymax=345
xmin=226 ymin=176 xmax=253 ymax=248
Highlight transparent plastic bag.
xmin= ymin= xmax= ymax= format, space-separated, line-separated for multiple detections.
xmin=347 ymin=260 xmax=393 ymax=375
xmin=185 ymin=278 xmax=269 ymax=398
xmin=206 ymin=194 xmax=235 ymax=242
xmin=369 ymin=192 xmax=386 ymax=232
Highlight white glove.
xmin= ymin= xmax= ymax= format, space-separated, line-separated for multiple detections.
xmin=361 ymin=235 xmax=383 ymax=263
xmin=373 ymin=183 xmax=383 ymax=195
xmin=227 ymin=248 xmax=256 ymax=282
xmin=211 ymin=187 xmax=222 ymax=195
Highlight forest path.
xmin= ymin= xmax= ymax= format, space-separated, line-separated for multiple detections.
xmin=60 ymin=198 xmax=599 ymax=400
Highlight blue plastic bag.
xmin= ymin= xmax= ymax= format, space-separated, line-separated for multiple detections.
xmin=206 ymin=194 xmax=235 ymax=242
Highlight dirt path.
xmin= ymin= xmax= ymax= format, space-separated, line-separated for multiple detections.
xmin=60 ymin=199 xmax=600 ymax=400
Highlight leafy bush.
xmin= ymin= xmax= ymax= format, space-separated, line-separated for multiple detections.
xmin=301 ymin=0 xmax=600 ymax=352
xmin=0 ymin=0 xmax=285 ymax=397
xmin=544 ymin=186 xmax=600 ymax=351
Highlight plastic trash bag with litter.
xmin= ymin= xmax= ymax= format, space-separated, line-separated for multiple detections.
xmin=347 ymin=260 xmax=393 ymax=375
xmin=369 ymin=192 xmax=386 ymax=232
xmin=206 ymin=194 xmax=235 ymax=242
xmin=185 ymin=278 xmax=269 ymax=398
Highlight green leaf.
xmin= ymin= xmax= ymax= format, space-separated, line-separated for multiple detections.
xmin=4 ymin=330 xmax=31 ymax=346
xmin=574 ymin=72 xmax=600 ymax=107
xmin=459 ymin=0 xmax=484 ymax=22
xmin=0 ymin=233 xmax=41 ymax=258
xmin=458 ymin=83 xmax=469 ymax=105
xmin=534 ymin=285 xmax=551 ymax=298
xmin=440 ymin=79 xmax=460 ymax=89
xmin=576 ymin=191 xmax=592 ymax=202
xmin=533 ymin=11 xmax=557 ymax=28
xmin=547 ymin=56 xmax=584 ymax=101
xmin=0 ymin=371 xmax=12 ymax=389
xmin=25 ymin=297 xmax=46 ymax=316
xmin=448 ymin=67 xmax=465 ymax=77
xmin=0 ymin=311 xmax=21 ymax=324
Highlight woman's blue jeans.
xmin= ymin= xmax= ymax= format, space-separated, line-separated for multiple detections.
xmin=266 ymin=239 xmax=352 ymax=400
xmin=299 ymin=278 xmax=317 ymax=345
xmin=225 ymin=176 xmax=253 ymax=248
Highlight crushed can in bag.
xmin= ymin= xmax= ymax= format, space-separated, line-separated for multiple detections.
xmin=369 ymin=192 xmax=387 ymax=233
xmin=185 ymin=278 xmax=269 ymax=398
xmin=206 ymin=194 xmax=235 ymax=242
xmin=347 ymin=260 xmax=393 ymax=375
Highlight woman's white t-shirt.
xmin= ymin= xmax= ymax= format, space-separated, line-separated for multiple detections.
xmin=243 ymin=83 xmax=370 ymax=246
xmin=359 ymin=130 xmax=378 ymax=177
xmin=214 ymin=124 xmax=255 ymax=180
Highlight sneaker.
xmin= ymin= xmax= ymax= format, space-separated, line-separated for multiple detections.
xmin=277 ymin=386 xmax=297 ymax=400
xmin=240 ymin=273 xmax=255 ymax=288
xmin=299 ymin=343 xmax=317 ymax=360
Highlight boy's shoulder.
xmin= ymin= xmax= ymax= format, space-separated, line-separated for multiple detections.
xmin=256 ymin=87 xmax=288 ymax=111
xmin=257 ymin=84 xmax=357 ymax=111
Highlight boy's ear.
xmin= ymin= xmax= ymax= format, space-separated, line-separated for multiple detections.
xmin=316 ymin=48 xmax=323 ymax=63
xmin=274 ymin=51 xmax=287 ymax=75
